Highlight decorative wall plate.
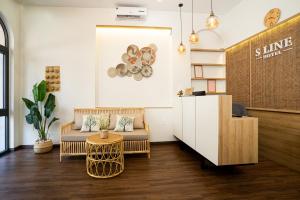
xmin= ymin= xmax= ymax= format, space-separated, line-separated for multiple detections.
xmin=141 ymin=65 xmax=153 ymax=77
xmin=107 ymin=43 xmax=157 ymax=81
xmin=264 ymin=8 xmax=281 ymax=28
xmin=133 ymin=73 xmax=143 ymax=81
xmin=107 ymin=67 xmax=117 ymax=78
xmin=116 ymin=63 xmax=127 ymax=76
xmin=141 ymin=47 xmax=155 ymax=66
xmin=127 ymin=45 xmax=141 ymax=65
xmin=149 ymin=43 xmax=158 ymax=52
xmin=128 ymin=65 xmax=141 ymax=74
xmin=122 ymin=53 xmax=130 ymax=64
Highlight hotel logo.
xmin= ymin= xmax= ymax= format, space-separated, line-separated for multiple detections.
xmin=255 ymin=36 xmax=293 ymax=60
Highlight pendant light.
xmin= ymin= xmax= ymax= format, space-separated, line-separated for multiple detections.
xmin=189 ymin=0 xmax=199 ymax=44
xmin=178 ymin=3 xmax=186 ymax=54
xmin=206 ymin=0 xmax=220 ymax=29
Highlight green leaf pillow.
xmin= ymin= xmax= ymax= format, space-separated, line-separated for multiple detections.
xmin=114 ymin=115 xmax=134 ymax=132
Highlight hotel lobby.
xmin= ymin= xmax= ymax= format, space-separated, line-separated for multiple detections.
xmin=0 ymin=0 xmax=300 ymax=199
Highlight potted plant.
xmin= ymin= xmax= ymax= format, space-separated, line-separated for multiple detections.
xmin=99 ymin=117 xmax=109 ymax=139
xmin=22 ymin=80 xmax=59 ymax=153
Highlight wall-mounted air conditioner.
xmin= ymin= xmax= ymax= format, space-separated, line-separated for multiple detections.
xmin=116 ymin=7 xmax=147 ymax=19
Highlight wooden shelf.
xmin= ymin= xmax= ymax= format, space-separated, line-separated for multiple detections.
xmin=207 ymin=92 xmax=226 ymax=95
xmin=191 ymin=48 xmax=225 ymax=52
xmin=191 ymin=63 xmax=226 ymax=67
xmin=191 ymin=78 xmax=226 ymax=80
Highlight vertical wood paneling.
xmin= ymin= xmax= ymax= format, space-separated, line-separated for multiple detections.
xmin=226 ymin=41 xmax=251 ymax=107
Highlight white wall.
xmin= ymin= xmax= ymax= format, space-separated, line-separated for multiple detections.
xmin=221 ymin=0 xmax=300 ymax=47
xmin=19 ymin=0 xmax=300 ymax=145
xmin=22 ymin=6 xmax=218 ymax=144
xmin=0 ymin=0 xmax=22 ymax=148
xmin=96 ymin=27 xmax=172 ymax=107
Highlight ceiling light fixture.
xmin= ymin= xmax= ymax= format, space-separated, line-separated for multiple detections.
xmin=206 ymin=0 xmax=220 ymax=29
xmin=189 ymin=0 xmax=199 ymax=44
xmin=178 ymin=3 xmax=186 ymax=54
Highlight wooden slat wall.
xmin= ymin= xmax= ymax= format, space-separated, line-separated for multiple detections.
xmin=250 ymin=19 xmax=300 ymax=110
xmin=226 ymin=14 xmax=300 ymax=172
xmin=248 ymin=109 xmax=300 ymax=172
xmin=226 ymin=41 xmax=251 ymax=107
xmin=226 ymin=14 xmax=300 ymax=110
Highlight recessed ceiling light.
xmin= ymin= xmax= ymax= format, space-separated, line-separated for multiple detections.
xmin=157 ymin=0 xmax=163 ymax=2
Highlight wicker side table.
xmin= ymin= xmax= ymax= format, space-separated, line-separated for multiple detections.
xmin=86 ymin=133 xmax=124 ymax=178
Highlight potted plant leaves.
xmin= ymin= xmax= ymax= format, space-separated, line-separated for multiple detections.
xmin=99 ymin=116 xmax=109 ymax=139
xmin=22 ymin=80 xmax=59 ymax=153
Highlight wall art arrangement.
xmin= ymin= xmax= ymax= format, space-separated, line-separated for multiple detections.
xmin=45 ymin=66 xmax=60 ymax=92
xmin=107 ymin=44 xmax=157 ymax=81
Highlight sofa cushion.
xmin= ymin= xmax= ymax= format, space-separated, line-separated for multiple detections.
xmin=109 ymin=113 xmax=144 ymax=129
xmin=61 ymin=129 xmax=148 ymax=142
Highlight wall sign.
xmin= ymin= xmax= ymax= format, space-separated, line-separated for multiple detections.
xmin=255 ymin=36 xmax=293 ymax=60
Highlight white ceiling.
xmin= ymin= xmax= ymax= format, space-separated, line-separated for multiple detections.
xmin=17 ymin=0 xmax=243 ymax=14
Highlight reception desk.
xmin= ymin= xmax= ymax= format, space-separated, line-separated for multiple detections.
xmin=174 ymin=95 xmax=258 ymax=166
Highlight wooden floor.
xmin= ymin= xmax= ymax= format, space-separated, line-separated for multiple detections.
xmin=0 ymin=143 xmax=300 ymax=200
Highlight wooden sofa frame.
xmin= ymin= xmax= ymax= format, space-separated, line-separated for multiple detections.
xmin=60 ymin=107 xmax=150 ymax=162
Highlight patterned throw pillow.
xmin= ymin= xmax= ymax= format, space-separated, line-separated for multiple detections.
xmin=80 ymin=114 xmax=109 ymax=132
xmin=114 ymin=115 xmax=134 ymax=132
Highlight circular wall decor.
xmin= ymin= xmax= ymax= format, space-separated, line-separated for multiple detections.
xmin=141 ymin=65 xmax=153 ymax=77
xmin=133 ymin=73 xmax=143 ymax=81
xmin=116 ymin=63 xmax=127 ymax=76
xmin=107 ymin=67 xmax=117 ymax=78
xmin=107 ymin=44 xmax=157 ymax=81
xmin=264 ymin=8 xmax=281 ymax=28
xmin=141 ymin=47 xmax=156 ymax=66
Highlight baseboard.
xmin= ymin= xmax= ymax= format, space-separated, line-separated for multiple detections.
xmin=10 ymin=144 xmax=60 ymax=151
xmin=9 ymin=142 xmax=174 ymax=151
xmin=150 ymin=141 xmax=178 ymax=145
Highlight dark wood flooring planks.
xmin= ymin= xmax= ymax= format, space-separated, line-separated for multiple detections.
xmin=0 ymin=143 xmax=299 ymax=200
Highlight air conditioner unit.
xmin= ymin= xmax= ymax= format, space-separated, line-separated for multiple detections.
xmin=116 ymin=7 xmax=147 ymax=19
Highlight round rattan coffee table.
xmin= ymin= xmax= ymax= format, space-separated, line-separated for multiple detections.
xmin=86 ymin=133 xmax=124 ymax=178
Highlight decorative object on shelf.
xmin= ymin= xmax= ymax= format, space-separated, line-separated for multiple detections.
xmin=45 ymin=66 xmax=60 ymax=92
xmin=22 ymin=80 xmax=59 ymax=154
xmin=184 ymin=88 xmax=194 ymax=96
xmin=207 ymin=79 xmax=216 ymax=93
xmin=107 ymin=44 xmax=157 ymax=81
xmin=264 ymin=8 xmax=281 ymax=28
xmin=206 ymin=0 xmax=220 ymax=29
xmin=189 ymin=0 xmax=199 ymax=44
xmin=177 ymin=90 xmax=184 ymax=97
xmin=194 ymin=65 xmax=203 ymax=78
xmin=178 ymin=3 xmax=186 ymax=54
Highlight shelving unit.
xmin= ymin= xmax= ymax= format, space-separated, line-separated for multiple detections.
xmin=190 ymin=48 xmax=226 ymax=94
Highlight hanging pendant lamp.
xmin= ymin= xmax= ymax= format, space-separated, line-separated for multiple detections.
xmin=178 ymin=3 xmax=186 ymax=54
xmin=189 ymin=0 xmax=199 ymax=44
xmin=206 ymin=0 xmax=220 ymax=29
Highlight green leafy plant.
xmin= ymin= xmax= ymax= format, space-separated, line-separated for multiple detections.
xmin=22 ymin=80 xmax=59 ymax=141
xmin=99 ymin=116 xmax=109 ymax=130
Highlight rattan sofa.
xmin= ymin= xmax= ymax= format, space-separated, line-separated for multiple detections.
xmin=60 ymin=107 xmax=150 ymax=162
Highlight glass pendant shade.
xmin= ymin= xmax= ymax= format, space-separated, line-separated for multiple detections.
xmin=189 ymin=30 xmax=199 ymax=44
xmin=206 ymin=12 xmax=219 ymax=29
xmin=178 ymin=42 xmax=186 ymax=54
